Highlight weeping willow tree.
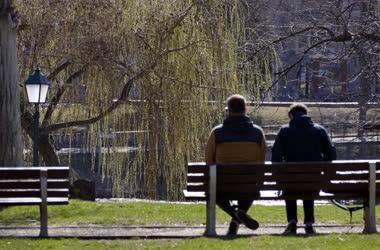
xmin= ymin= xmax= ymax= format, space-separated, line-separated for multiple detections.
xmin=15 ymin=0 xmax=275 ymax=199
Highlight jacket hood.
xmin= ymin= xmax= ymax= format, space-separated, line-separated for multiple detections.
xmin=289 ymin=114 xmax=314 ymax=128
xmin=223 ymin=115 xmax=254 ymax=132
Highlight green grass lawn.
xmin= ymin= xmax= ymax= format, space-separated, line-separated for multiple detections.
xmin=2 ymin=200 xmax=380 ymax=249
xmin=0 ymin=200 xmax=375 ymax=225
xmin=2 ymin=235 xmax=380 ymax=250
xmin=0 ymin=234 xmax=380 ymax=250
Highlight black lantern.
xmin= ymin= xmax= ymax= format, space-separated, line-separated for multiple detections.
xmin=25 ymin=66 xmax=50 ymax=103
xmin=25 ymin=66 xmax=50 ymax=166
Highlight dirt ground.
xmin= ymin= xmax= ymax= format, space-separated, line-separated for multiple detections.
xmin=0 ymin=223 xmax=372 ymax=239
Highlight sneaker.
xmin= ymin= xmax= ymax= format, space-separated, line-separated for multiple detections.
xmin=304 ymin=224 xmax=316 ymax=235
xmin=226 ymin=219 xmax=239 ymax=236
xmin=234 ymin=210 xmax=259 ymax=231
xmin=283 ymin=222 xmax=297 ymax=235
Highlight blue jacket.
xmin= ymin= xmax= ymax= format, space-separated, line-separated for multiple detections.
xmin=271 ymin=115 xmax=336 ymax=162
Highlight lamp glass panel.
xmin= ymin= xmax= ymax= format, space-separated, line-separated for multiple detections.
xmin=39 ymin=84 xmax=49 ymax=103
xmin=26 ymin=84 xmax=41 ymax=103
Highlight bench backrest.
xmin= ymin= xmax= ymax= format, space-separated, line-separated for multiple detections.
xmin=186 ymin=161 xmax=380 ymax=200
xmin=0 ymin=166 xmax=70 ymax=204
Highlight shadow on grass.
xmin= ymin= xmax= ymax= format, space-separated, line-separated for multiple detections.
xmin=206 ymin=232 xmax=330 ymax=240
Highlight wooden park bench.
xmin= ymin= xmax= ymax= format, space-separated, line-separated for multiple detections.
xmin=184 ymin=160 xmax=379 ymax=236
xmin=0 ymin=166 xmax=70 ymax=237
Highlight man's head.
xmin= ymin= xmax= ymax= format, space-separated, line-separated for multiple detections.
xmin=288 ymin=103 xmax=308 ymax=119
xmin=225 ymin=94 xmax=246 ymax=116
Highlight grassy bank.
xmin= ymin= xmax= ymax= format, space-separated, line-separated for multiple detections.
xmin=252 ymin=106 xmax=380 ymax=126
xmin=0 ymin=200 xmax=375 ymax=226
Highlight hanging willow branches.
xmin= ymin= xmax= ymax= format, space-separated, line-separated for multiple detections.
xmin=15 ymin=0 xmax=276 ymax=199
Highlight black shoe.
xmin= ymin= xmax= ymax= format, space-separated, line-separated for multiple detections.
xmin=283 ymin=222 xmax=297 ymax=235
xmin=305 ymin=224 xmax=316 ymax=235
xmin=234 ymin=210 xmax=259 ymax=231
xmin=227 ymin=219 xmax=239 ymax=236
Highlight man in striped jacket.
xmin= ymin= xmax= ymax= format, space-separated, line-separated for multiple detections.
xmin=205 ymin=94 xmax=266 ymax=236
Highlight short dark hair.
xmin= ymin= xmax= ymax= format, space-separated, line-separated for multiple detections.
xmin=226 ymin=94 xmax=246 ymax=113
xmin=288 ymin=103 xmax=308 ymax=116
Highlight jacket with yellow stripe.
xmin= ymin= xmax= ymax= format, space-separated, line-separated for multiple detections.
xmin=205 ymin=115 xmax=266 ymax=164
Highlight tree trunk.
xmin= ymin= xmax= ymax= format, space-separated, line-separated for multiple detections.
xmin=40 ymin=134 xmax=60 ymax=165
xmin=0 ymin=2 xmax=23 ymax=166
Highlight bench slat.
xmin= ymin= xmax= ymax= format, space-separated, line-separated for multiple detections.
xmin=0 ymin=189 xmax=69 ymax=198
xmin=218 ymin=166 xmax=265 ymax=174
xmin=187 ymin=175 xmax=207 ymax=183
xmin=219 ymin=193 xmax=261 ymax=200
xmin=218 ymin=192 xmax=368 ymax=200
xmin=0 ymin=197 xmax=69 ymax=205
xmin=0 ymin=180 xmax=70 ymax=189
xmin=323 ymin=193 xmax=367 ymax=199
xmin=273 ymin=162 xmax=369 ymax=171
xmin=217 ymin=175 xmax=262 ymax=183
xmin=186 ymin=184 xmax=207 ymax=192
xmin=0 ymin=167 xmax=69 ymax=180
xmin=217 ymin=163 xmax=369 ymax=173
xmin=321 ymin=163 xmax=369 ymax=171
xmin=218 ymin=184 xmax=260 ymax=192
xmin=266 ymin=182 xmax=323 ymax=193
xmin=325 ymin=173 xmax=369 ymax=181
xmin=264 ymin=174 xmax=325 ymax=182
xmin=188 ymin=163 xmax=208 ymax=174
xmin=47 ymin=168 xmax=70 ymax=179
xmin=217 ymin=173 xmax=371 ymax=183
xmin=0 ymin=170 xmax=40 ymax=180
xmin=322 ymin=183 xmax=368 ymax=193
xmin=220 ymin=193 xmax=323 ymax=200
xmin=183 ymin=190 xmax=206 ymax=200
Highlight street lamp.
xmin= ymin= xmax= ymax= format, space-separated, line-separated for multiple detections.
xmin=25 ymin=66 xmax=50 ymax=166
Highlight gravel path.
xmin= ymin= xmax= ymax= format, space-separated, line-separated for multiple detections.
xmin=0 ymin=224 xmax=373 ymax=238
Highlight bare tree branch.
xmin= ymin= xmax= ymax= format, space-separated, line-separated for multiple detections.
xmin=47 ymin=60 xmax=71 ymax=81
xmin=275 ymin=56 xmax=305 ymax=76
xmin=162 ymin=40 xmax=205 ymax=54
xmin=41 ymin=66 xmax=88 ymax=128
xmin=160 ymin=2 xmax=196 ymax=42
xmin=358 ymin=32 xmax=380 ymax=42
xmin=42 ymin=60 xmax=156 ymax=133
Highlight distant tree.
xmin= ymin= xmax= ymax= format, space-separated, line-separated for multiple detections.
xmin=0 ymin=0 xmax=23 ymax=166
xmin=242 ymin=0 xmax=379 ymax=132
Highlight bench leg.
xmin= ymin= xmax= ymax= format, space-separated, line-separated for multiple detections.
xmin=364 ymin=206 xmax=377 ymax=234
xmin=363 ymin=162 xmax=377 ymax=234
xmin=206 ymin=164 xmax=217 ymax=236
xmin=39 ymin=204 xmax=48 ymax=237
xmin=39 ymin=169 xmax=48 ymax=237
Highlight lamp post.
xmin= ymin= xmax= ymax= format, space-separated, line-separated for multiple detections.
xmin=25 ymin=66 xmax=50 ymax=166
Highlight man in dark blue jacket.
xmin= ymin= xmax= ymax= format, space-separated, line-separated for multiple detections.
xmin=271 ymin=103 xmax=336 ymax=234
